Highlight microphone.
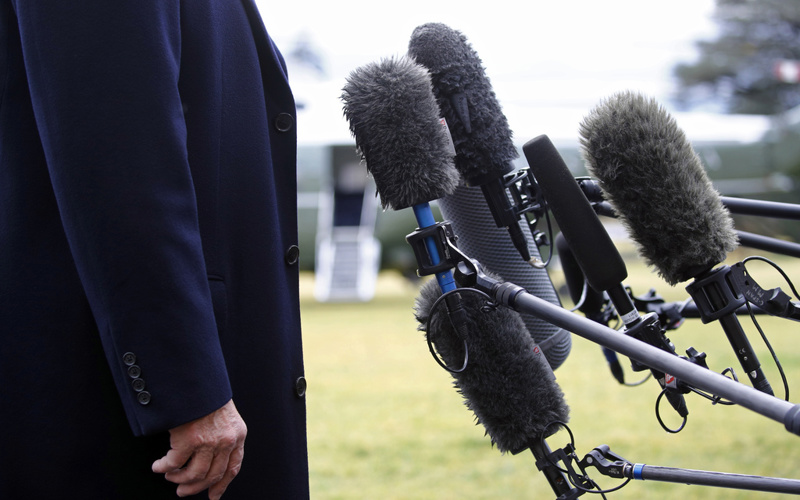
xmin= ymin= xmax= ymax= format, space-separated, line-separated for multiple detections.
xmin=434 ymin=185 xmax=572 ymax=370
xmin=342 ymin=56 xmax=575 ymax=495
xmin=414 ymin=274 xmax=577 ymax=497
xmin=408 ymin=23 xmax=533 ymax=264
xmin=408 ymin=23 xmax=572 ymax=370
xmin=579 ymin=91 xmax=773 ymax=395
xmin=555 ymin=232 xmax=624 ymax=384
xmin=579 ymin=91 xmax=737 ymax=286
xmin=415 ymin=276 xmax=570 ymax=453
xmin=341 ymin=56 xmax=461 ymax=292
xmin=524 ymin=134 xmax=689 ymax=418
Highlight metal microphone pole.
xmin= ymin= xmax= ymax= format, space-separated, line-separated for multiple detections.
xmin=721 ymin=196 xmax=800 ymax=220
xmin=578 ymin=444 xmax=800 ymax=494
xmin=452 ymin=259 xmax=800 ymax=436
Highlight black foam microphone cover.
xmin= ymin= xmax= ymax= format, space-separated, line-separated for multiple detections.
xmin=579 ymin=91 xmax=738 ymax=285
xmin=415 ymin=275 xmax=570 ymax=454
xmin=437 ymin=188 xmax=572 ymax=370
xmin=523 ymin=135 xmax=628 ymax=293
xmin=555 ymin=232 xmax=605 ymax=317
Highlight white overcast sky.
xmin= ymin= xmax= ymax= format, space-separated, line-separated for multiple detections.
xmin=256 ymin=1 xmax=748 ymax=144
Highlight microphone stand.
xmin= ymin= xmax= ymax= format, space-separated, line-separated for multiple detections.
xmin=405 ymin=221 xmax=800 ymax=498
xmin=443 ymin=253 xmax=800 ymax=436
xmin=527 ymin=426 xmax=800 ymax=496
xmin=578 ymin=443 xmax=800 ymax=495
xmin=579 ymin=179 xmax=800 ymax=259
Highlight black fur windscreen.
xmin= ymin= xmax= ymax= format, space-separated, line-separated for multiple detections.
xmin=436 ymin=187 xmax=572 ymax=370
xmin=408 ymin=23 xmax=518 ymax=183
xmin=579 ymin=91 xmax=738 ymax=285
xmin=414 ymin=278 xmax=570 ymax=454
xmin=341 ymin=56 xmax=460 ymax=210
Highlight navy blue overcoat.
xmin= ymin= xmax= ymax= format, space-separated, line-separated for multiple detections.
xmin=0 ymin=1 xmax=309 ymax=498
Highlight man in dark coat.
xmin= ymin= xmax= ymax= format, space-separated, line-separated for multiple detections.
xmin=0 ymin=1 xmax=309 ymax=498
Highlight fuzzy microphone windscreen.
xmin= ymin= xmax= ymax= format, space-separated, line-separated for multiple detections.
xmin=409 ymin=23 xmax=518 ymax=183
xmin=579 ymin=91 xmax=738 ymax=285
xmin=342 ymin=56 xmax=460 ymax=210
xmin=414 ymin=276 xmax=570 ymax=454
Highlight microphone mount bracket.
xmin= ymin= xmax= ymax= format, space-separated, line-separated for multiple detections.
xmin=503 ymin=167 xmax=547 ymax=226
xmin=685 ymin=265 xmax=746 ymax=324
xmin=729 ymin=262 xmax=800 ymax=321
xmin=406 ymin=221 xmax=463 ymax=277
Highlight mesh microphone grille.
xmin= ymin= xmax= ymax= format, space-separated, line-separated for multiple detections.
xmin=437 ymin=185 xmax=571 ymax=369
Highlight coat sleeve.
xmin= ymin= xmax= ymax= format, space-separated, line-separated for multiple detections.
xmin=11 ymin=1 xmax=232 ymax=436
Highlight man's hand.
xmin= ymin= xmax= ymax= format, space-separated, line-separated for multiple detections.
xmin=152 ymin=399 xmax=247 ymax=499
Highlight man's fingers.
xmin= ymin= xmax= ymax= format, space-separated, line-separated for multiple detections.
xmin=172 ymin=442 xmax=238 ymax=498
xmin=153 ymin=400 xmax=246 ymax=498
xmin=152 ymin=447 xmax=192 ymax=474
xmin=207 ymin=445 xmax=244 ymax=500
xmin=163 ymin=447 xmax=214 ymax=485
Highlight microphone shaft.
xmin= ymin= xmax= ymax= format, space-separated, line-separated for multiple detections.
xmin=687 ymin=266 xmax=773 ymax=395
xmin=529 ymin=439 xmax=580 ymax=498
xmin=721 ymin=196 xmax=800 ymax=221
xmin=737 ymin=230 xmax=800 ymax=259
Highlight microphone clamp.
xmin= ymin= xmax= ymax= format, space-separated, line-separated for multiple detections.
xmin=685 ymin=266 xmax=746 ymax=324
xmin=405 ymin=221 xmax=462 ymax=277
xmin=728 ymin=262 xmax=800 ymax=321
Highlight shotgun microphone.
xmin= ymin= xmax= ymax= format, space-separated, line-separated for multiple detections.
xmin=434 ymin=185 xmax=572 ymax=370
xmin=579 ymin=91 xmax=773 ymax=396
xmin=409 ymin=23 xmax=572 ymax=370
xmin=556 ymin=232 xmax=624 ymax=384
xmin=341 ymin=56 xmax=459 ymax=212
xmin=579 ymin=91 xmax=738 ymax=287
xmin=415 ymin=277 xmax=570 ymax=453
xmin=524 ymin=134 xmax=689 ymax=418
xmin=341 ymin=56 xmax=461 ymax=292
xmin=415 ymin=274 xmax=577 ymax=497
xmin=408 ymin=23 xmax=532 ymax=264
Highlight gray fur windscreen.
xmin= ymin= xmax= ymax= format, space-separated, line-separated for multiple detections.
xmin=408 ymin=23 xmax=519 ymax=182
xmin=341 ymin=56 xmax=460 ymax=210
xmin=415 ymin=276 xmax=570 ymax=454
xmin=437 ymin=185 xmax=572 ymax=370
xmin=579 ymin=91 xmax=738 ymax=285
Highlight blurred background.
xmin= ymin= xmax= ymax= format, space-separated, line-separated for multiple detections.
xmin=257 ymin=1 xmax=800 ymax=498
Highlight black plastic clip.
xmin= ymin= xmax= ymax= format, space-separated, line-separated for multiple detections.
xmin=406 ymin=221 xmax=460 ymax=277
xmin=685 ymin=266 xmax=745 ymax=323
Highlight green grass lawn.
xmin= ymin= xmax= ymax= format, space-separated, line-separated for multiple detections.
xmin=301 ymin=251 xmax=800 ymax=499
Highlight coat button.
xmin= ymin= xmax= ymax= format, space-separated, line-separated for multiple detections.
xmin=132 ymin=378 xmax=146 ymax=392
xmin=285 ymin=245 xmax=300 ymax=266
xmin=127 ymin=365 xmax=142 ymax=379
xmin=274 ymin=112 xmax=294 ymax=132
xmin=295 ymin=376 xmax=307 ymax=398
xmin=137 ymin=391 xmax=151 ymax=405
xmin=122 ymin=352 xmax=136 ymax=366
